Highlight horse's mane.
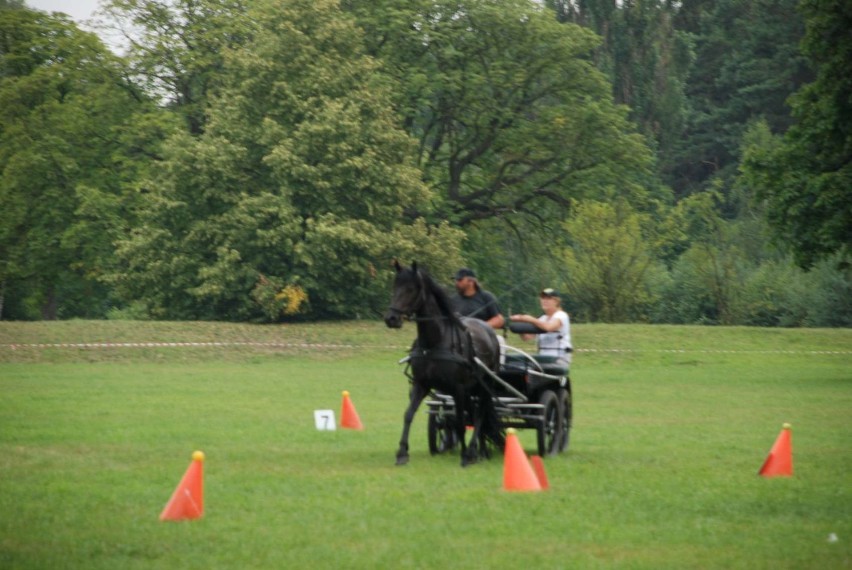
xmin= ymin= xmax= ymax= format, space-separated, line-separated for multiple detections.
xmin=419 ymin=268 xmax=464 ymax=327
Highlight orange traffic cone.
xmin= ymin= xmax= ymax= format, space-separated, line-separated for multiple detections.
xmin=340 ymin=390 xmax=364 ymax=430
xmin=530 ymin=455 xmax=550 ymax=490
xmin=759 ymin=423 xmax=793 ymax=477
xmin=503 ymin=428 xmax=542 ymax=492
xmin=160 ymin=451 xmax=205 ymax=521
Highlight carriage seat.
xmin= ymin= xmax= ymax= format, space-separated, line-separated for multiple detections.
xmin=497 ymin=353 xmax=568 ymax=396
xmin=502 ymin=353 xmax=569 ymax=378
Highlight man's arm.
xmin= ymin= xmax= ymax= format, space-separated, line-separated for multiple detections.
xmin=486 ymin=313 xmax=505 ymax=329
xmin=483 ymin=291 xmax=505 ymax=329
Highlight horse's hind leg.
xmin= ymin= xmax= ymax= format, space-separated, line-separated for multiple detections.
xmin=473 ymin=399 xmax=490 ymax=460
xmin=397 ymin=383 xmax=427 ymax=466
xmin=464 ymin=396 xmax=488 ymax=465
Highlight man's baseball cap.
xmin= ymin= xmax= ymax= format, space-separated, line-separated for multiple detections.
xmin=454 ymin=268 xmax=476 ymax=280
xmin=540 ymin=288 xmax=560 ymax=298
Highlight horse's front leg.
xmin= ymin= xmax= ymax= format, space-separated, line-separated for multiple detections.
xmin=397 ymin=382 xmax=428 ymax=466
xmin=458 ymin=392 xmax=477 ymax=467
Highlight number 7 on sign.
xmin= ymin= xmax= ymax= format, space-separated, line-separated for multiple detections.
xmin=314 ymin=410 xmax=336 ymax=431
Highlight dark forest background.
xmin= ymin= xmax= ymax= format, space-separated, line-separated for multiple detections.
xmin=1 ymin=0 xmax=849 ymax=325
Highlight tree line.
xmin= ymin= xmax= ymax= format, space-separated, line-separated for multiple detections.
xmin=1 ymin=0 xmax=849 ymax=325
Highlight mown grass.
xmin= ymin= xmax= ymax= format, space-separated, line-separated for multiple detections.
xmin=0 ymin=321 xmax=850 ymax=569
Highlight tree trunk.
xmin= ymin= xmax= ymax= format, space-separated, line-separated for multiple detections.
xmin=41 ymin=287 xmax=58 ymax=320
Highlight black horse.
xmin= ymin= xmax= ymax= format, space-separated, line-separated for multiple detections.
xmin=384 ymin=261 xmax=504 ymax=466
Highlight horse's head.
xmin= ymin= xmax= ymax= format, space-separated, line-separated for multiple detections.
xmin=384 ymin=260 xmax=425 ymax=328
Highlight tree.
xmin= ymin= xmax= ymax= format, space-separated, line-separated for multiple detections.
xmin=0 ymin=6 xmax=154 ymax=319
xmin=346 ymin=0 xmax=662 ymax=229
xmin=561 ymin=199 xmax=661 ymax=322
xmin=99 ymin=0 xmax=251 ymax=135
xmin=112 ymin=0 xmax=461 ymax=321
xmin=739 ymin=0 xmax=851 ymax=268
xmin=660 ymin=190 xmax=756 ymax=324
xmin=670 ymin=0 xmax=810 ymax=198
xmin=548 ymin=0 xmax=694 ymax=190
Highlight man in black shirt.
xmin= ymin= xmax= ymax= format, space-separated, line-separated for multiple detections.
xmin=452 ymin=268 xmax=505 ymax=329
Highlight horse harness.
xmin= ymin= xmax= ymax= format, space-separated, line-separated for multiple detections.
xmin=388 ymin=267 xmax=479 ymax=378
xmin=407 ymin=325 xmax=475 ymax=368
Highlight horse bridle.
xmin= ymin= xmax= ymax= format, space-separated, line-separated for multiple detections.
xmin=387 ymin=268 xmax=428 ymax=321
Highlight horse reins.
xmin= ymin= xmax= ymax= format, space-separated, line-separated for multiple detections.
xmin=389 ymin=268 xmax=475 ymax=367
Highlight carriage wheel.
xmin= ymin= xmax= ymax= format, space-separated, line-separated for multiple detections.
xmin=536 ymin=390 xmax=563 ymax=457
xmin=557 ymin=385 xmax=572 ymax=452
xmin=427 ymin=412 xmax=457 ymax=454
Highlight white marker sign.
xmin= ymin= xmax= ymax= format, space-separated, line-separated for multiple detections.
xmin=314 ymin=410 xmax=336 ymax=431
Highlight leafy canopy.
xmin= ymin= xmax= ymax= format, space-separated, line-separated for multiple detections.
xmin=738 ymin=0 xmax=851 ymax=268
xmin=347 ymin=0 xmax=662 ymax=229
xmin=112 ymin=0 xmax=462 ymax=320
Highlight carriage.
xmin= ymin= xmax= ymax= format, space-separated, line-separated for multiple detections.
xmin=386 ymin=261 xmax=572 ymax=466
xmin=422 ymin=321 xmax=572 ymax=458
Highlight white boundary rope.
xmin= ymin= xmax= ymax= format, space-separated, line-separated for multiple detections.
xmin=2 ymin=341 xmax=356 ymax=349
xmin=577 ymin=348 xmax=852 ymax=355
xmin=1 ymin=342 xmax=850 ymax=355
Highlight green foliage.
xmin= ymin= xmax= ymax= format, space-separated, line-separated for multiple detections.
xmin=794 ymin=255 xmax=852 ymax=327
xmin=553 ymin=0 xmax=694 ymax=186
xmin=656 ymin=250 xmax=852 ymax=328
xmin=657 ymin=243 xmax=738 ymax=325
xmin=668 ymin=0 xmax=810 ymax=198
xmin=735 ymin=258 xmax=809 ymax=327
xmin=0 ymin=7 xmax=155 ymax=319
xmin=347 ymin=0 xmax=662 ymax=229
xmin=652 ymin=192 xmax=755 ymax=324
xmin=561 ymin=200 xmax=664 ymax=322
xmin=101 ymin=0 xmax=251 ymax=134
xmin=648 ymin=187 xmax=852 ymax=326
xmin=2 ymin=0 xmax=848 ymax=328
xmin=738 ymin=1 xmax=851 ymax=268
xmin=344 ymin=0 xmax=674 ymax=320
xmin=111 ymin=0 xmax=452 ymax=321
xmin=460 ymin=222 xmax=569 ymax=318
xmin=104 ymin=301 xmax=150 ymax=321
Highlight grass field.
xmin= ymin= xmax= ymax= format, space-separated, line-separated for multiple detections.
xmin=1 ymin=321 xmax=850 ymax=569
